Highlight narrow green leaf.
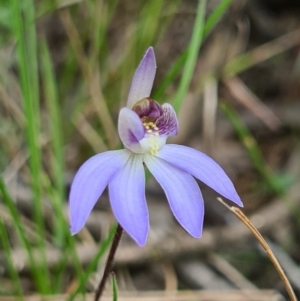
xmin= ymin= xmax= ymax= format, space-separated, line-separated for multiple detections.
xmin=173 ymin=0 xmax=206 ymax=112
xmin=0 ymin=215 xmax=24 ymax=298
xmin=203 ymin=0 xmax=233 ymax=37
xmin=112 ymin=272 xmax=118 ymax=301
xmin=40 ymin=39 xmax=66 ymax=245
xmin=220 ymin=103 xmax=284 ymax=195
xmin=154 ymin=0 xmax=233 ymax=101
xmin=68 ymin=224 xmax=118 ymax=301
xmin=11 ymin=0 xmax=50 ymax=292
xmin=0 ymin=176 xmax=47 ymax=293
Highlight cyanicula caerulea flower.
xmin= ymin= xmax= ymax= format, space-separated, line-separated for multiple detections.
xmin=69 ymin=47 xmax=243 ymax=246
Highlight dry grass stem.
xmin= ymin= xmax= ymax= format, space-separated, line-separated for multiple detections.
xmin=203 ymin=77 xmax=218 ymax=152
xmin=223 ymin=76 xmax=282 ymax=131
xmin=224 ymin=27 xmax=300 ymax=76
xmin=72 ymin=113 xmax=107 ymax=153
xmin=217 ymin=197 xmax=298 ymax=301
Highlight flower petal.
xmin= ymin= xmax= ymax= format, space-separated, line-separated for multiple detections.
xmin=144 ymin=155 xmax=204 ymax=238
xmin=157 ymin=145 xmax=243 ymax=207
xmin=156 ymin=103 xmax=178 ymax=137
xmin=109 ymin=155 xmax=149 ymax=246
xmin=69 ymin=150 xmax=130 ymax=235
xmin=118 ymin=107 xmax=145 ymax=153
xmin=127 ymin=47 xmax=156 ymax=108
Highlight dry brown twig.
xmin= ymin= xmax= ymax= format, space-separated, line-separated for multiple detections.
xmin=217 ymin=197 xmax=298 ymax=301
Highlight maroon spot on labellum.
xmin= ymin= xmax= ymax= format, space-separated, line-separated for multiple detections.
xmin=132 ymin=98 xmax=163 ymax=122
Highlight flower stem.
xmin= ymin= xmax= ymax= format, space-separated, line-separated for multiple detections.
xmin=94 ymin=224 xmax=123 ymax=301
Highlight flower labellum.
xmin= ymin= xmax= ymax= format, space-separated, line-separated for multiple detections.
xmin=69 ymin=47 xmax=243 ymax=246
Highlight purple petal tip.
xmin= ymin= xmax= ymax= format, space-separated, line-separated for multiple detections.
xmin=144 ymin=47 xmax=156 ymax=67
xmin=127 ymin=46 xmax=157 ymax=108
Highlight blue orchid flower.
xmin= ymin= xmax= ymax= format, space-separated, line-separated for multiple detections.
xmin=69 ymin=47 xmax=243 ymax=246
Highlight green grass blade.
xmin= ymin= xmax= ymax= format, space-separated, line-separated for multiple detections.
xmin=153 ymin=52 xmax=187 ymax=100
xmin=112 ymin=272 xmax=118 ymax=301
xmin=41 ymin=174 xmax=85 ymax=294
xmin=0 ymin=176 xmax=48 ymax=293
xmin=87 ymin=0 xmax=119 ymax=69
xmin=154 ymin=0 xmax=232 ymax=102
xmin=135 ymin=0 xmax=164 ymax=55
xmin=0 ymin=215 xmax=24 ymax=298
xmin=68 ymin=224 xmax=118 ymax=301
xmin=40 ymin=39 xmax=65 ymax=245
xmin=220 ymin=103 xmax=284 ymax=195
xmin=203 ymin=0 xmax=233 ymax=37
xmin=11 ymin=0 xmax=50 ymax=292
xmin=172 ymin=0 xmax=206 ymax=112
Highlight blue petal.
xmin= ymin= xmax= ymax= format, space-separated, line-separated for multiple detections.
xmin=109 ymin=155 xmax=149 ymax=246
xmin=69 ymin=150 xmax=130 ymax=234
xmin=157 ymin=145 xmax=243 ymax=207
xmin=118 ymin=108 xmax=145 ymax=153
xmin=127 ymin=47 xmax=156 ymax=108
xmin=144 ymin=155 xmax=204 ymax=238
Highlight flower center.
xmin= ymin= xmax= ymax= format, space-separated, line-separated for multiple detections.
xmin=131 ymin=98 xmax=167 ymax=156
xmin=142 ymin=121 xmax=160 ymax=155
